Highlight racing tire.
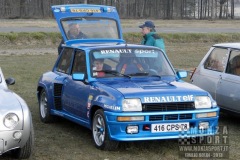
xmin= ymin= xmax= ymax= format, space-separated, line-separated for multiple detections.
xmin=39 ymin=89 xmax=55 ymax=123
xmin=92 ymin=109 xmax=119 ymax=150
xmin=12 ymin=123 xmax=34 ymax=159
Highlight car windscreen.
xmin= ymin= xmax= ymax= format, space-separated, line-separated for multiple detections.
xmin=61 ymin=17 xmax=119 ymax=40
xmin=90 ymin=48 xmax=175 ymax=78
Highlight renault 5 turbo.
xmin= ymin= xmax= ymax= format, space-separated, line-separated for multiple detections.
xmin=37 ymin=4 xmax=219 ymax=150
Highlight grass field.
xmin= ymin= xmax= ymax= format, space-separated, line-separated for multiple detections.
xmin=0 ymin=41 xmax=240 ymax=159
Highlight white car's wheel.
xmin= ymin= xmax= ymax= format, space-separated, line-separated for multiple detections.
xmin=92 ymin=109 xmax=119 ymax=150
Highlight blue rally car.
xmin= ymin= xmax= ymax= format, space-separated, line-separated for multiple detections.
xmin=37 ymin=4 xmax=219 ymax=150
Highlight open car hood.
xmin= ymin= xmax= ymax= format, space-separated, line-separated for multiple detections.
xmin=51 ymin=4 xmax=124 ymax=43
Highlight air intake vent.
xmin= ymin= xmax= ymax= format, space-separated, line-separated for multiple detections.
xmin=142 ymin=102 xmax=195 ymax=112
xmin=165 ymin=114 xmax=178 ymax=120
xmin=179 ymin=114 xmax=192 ymax=120
xmin=149 ymin=115 xmax=163 ymax=121
xmin=54 ymin=83 xmax=63 ymax=110
xmin=149 ymin=114 xmax=193 ymax=121
xmin=54 ymin=83 xmax=63 ymax=96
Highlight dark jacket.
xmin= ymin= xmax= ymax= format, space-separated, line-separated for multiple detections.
xmin=67 ymin=31 xmax=87 ymax=40
xmin=141 ymin=32 xmax=165 ymax=53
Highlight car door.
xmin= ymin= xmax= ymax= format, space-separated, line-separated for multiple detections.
xmin=216 ymin=49 xmax=240 ymax=113
xmin=54 ymin=47 xmax=74 ymax=110
xmin=193 ymin=47 xmax=228 ymax=99
xmin=62 ymin=50 xmax=90 ymax=121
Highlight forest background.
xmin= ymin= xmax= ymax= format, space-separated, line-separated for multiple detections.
xmin=1 ymin=0 xmax=240 ymax=20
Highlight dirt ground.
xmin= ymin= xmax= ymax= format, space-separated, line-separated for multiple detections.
xmin=1 ymin=19 xmax=240 ymax=28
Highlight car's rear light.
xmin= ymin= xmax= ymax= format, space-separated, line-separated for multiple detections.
xmin=190 ymin=67 xmax=197 ymax=80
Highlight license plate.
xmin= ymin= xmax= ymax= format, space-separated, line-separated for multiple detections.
xmin=151 ymin=122 xmax=189 ymax=133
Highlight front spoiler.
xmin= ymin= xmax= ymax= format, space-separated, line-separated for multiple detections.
xmin=104 ymin=107 xmax=219 ymax=141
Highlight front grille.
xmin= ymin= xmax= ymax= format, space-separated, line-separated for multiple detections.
xmin=142 ymin=102 xmax=195 ymax=112
xmin=179 ymin=114 xmax=192 ymax=119
xmin=149 ymin=115 xmax=163 ymax=121
xmin=149 ymin=114 xmax=192 ymax=121
xmin=165 ymin=114 xmax=178 ymax=120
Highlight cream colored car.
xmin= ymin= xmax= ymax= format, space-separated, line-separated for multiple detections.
xmin=191 ymin=43 xmax=240 ymax=114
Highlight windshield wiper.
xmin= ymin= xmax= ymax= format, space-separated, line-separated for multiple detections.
xmin=96 ymin=70 xmax=131 ymax=78
xmin=128 ymin=72 xmax=149 ymax=76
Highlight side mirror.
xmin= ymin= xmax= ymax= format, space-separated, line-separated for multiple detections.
xmin=176 ymin=70 xmax=187 ymax=79
xmin=72 ymin=73 xmax=85 ymax=81
xmin=5 ymin=77 xmax=15 ymax=85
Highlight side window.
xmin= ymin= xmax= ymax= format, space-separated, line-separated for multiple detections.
xmin=71 ymin=50 xmax=86 ymax=74
xmin=226 ymin=50 xmax=240 ymax=76
xmin=204 ymin=48 xmax=227 ymax=72
xmin=56 ymin=48 xmax=73 ymax=74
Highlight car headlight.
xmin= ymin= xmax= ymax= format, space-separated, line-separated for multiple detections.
xmin=194 ymin=96 xmax=211 ymax=109
xmin=4 ymin=113 xmax=19 ymax=129
xmin=122 ymin=99 xmax=142 ymax=111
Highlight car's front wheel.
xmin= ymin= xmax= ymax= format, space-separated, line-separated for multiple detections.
xmin=39 ymin=89 xmax=54 ymax=123
xmin=92 ymin=109 xmax=119 ymax=150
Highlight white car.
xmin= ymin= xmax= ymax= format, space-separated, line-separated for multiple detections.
xmin=191 ymin=43 xmax=240 ymax=114
xmin=0 ymin=68 xmax=34 ymax=159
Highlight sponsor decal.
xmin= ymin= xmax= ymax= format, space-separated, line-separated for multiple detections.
xmin=87 ymin=111 xmax=90 ymax=118
xmin=70 ymin=8 xmax=101 ymax=13
xmin=143 ymin=95 xmax=194 ymax=103
xmin=87 ymin=102 xmax=91 ymax=109
xmin=100 ymin=49 xmax=132 ymax=54
xmin=88 ymin=95 xmax=93 ymax=101
xmin=104 ymin=104 xmax=121 ymax=111
xmin=98 ymin=49 xmax=158 ymax=55
xmin=87 ymin=95 xmax=93 ymax=109
xmin=134 ymin=49 xmax=155 ymax=54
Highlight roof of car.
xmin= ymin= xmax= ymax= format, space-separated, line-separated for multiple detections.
xmin=213 ymin=43 xmax=240 ymax=48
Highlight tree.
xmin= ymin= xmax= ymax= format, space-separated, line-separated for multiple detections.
xmin=219 ymin=0 xmax=227 ymax=18
xmin=231 ymin=0 xmax=234 ymax=19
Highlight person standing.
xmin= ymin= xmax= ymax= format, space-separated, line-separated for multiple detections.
xmin=58 ymin=23 xmax=87 ymax=54
xmin=139 ymin=21 xmax=166 ymax=53
xmin=66 ymin=23 xmax=87 ymax=40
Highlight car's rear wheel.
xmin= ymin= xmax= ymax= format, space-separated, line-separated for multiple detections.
xmin=39 ymin=89 xmax=54 ymax=123
xmin=92 ymin=109 xmax=119 ymax=150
